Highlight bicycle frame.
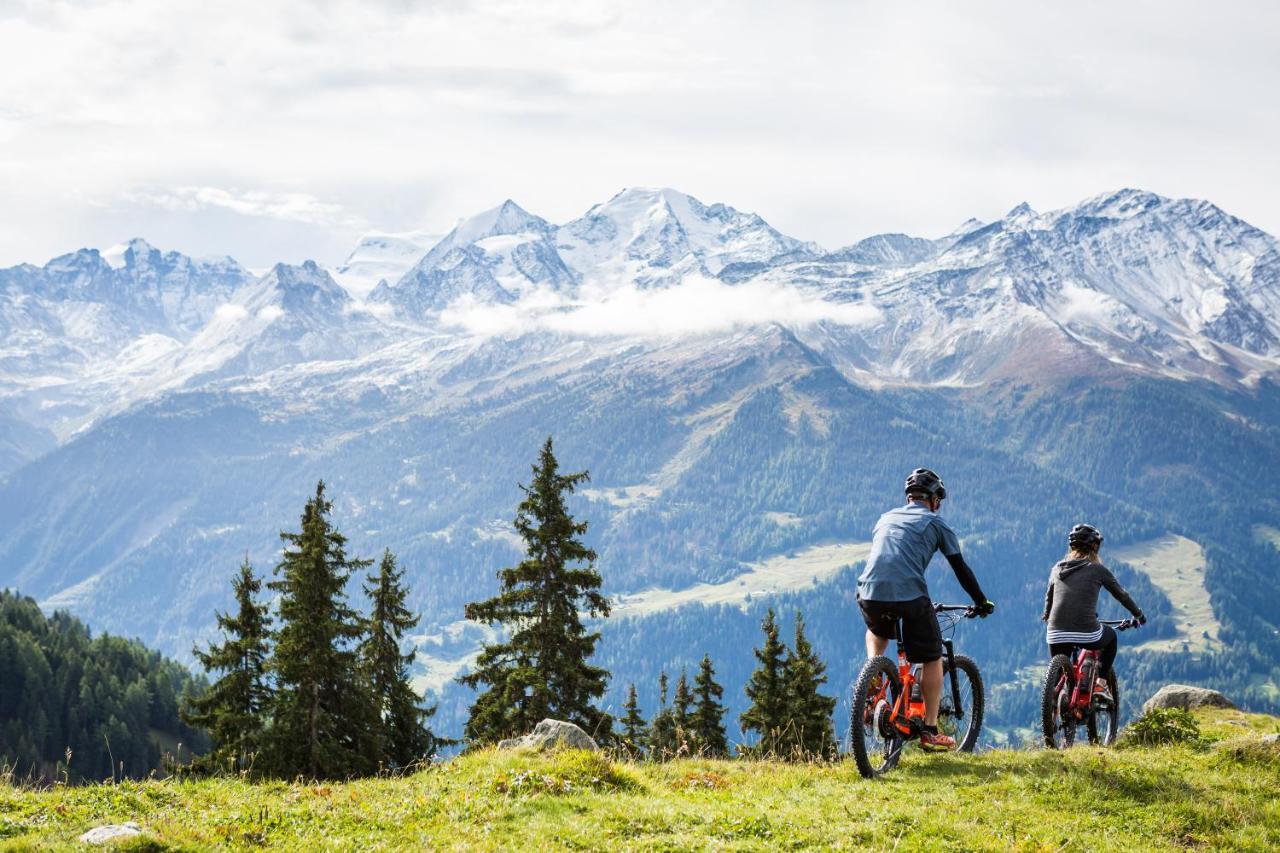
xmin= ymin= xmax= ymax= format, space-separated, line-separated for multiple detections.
xmin=877 ymin=606 xmax=968 ymax=738
xmin=1055 ymin=619 xmax=1135 ymax=719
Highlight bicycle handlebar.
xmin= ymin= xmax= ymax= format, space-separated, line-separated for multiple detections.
xmin=1101 ymin=618 xmax=1141 ymax=631
xmin=933 ymin=603 xmax=978 ymax=617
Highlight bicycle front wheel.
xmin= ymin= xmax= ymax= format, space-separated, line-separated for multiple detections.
xmin=939 ymin=654 xmax=984 ymax=752
xmin=849 ymin=655 xmax=904 ymax=779
xmin=1087 ymin=669 xmax=1120 ymax=746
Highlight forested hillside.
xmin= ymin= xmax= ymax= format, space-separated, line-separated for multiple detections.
xmin=0 ymin=591 xmax=208 ymax=783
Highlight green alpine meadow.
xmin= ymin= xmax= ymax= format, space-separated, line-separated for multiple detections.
xmin=3 ymin=707 xmax=1278 ymax=850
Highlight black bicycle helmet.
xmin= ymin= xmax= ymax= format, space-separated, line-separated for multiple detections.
xmin=1068 ymin=523 xmax=1103 ymax=550
xmin=904 ymin=468 xmax=947 ymax=501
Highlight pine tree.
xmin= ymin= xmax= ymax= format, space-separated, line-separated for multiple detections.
xmin=264 ymin=481 xmax=378 ymax=778
xmin=690 ymin=654 xmax=728 ymax=757
xmin=182 ymin=558 xmax=272 ymax=774
xmin=739 ymin=608 xmax=787 ymax=757
xmin=670 ymin=670 xmax=695 ymax=756
xmin=648 ymin=672 xmax=677 ymax=759
xmin=461 ymin=437 xmax=612 ymax=745
xmin=782 ymin=612 xmax=837 ymax=759
xmin=619 ymin=683 xmax=647 ymax=759
xmin=360 ymin=549 xmax=437 ymax=769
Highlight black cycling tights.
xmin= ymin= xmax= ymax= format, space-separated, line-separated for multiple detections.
xmin=1049 ymin=625 xmax=1118 ymax=679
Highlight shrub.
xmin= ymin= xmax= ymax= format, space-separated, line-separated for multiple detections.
xmin=1118 ymin=708 xmax=1203 ymax=748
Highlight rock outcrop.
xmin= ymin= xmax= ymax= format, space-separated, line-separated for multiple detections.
xmin=497 ymin=719 xmax=599 ymax=752
xmin=78 ymin=823 xmax=143 ymax=844
xmin=1142 ymin=684 xmax=1236 ymax=714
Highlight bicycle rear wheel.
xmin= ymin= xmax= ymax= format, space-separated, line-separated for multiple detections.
xmin=1087 ymin=669 xmax=1120 ymax=746
xmin=939 ymin=654 xmax=984 ymax=752
xmin=1041 ymin=654 xmax=1077 ymax=749
xmin=849 ymin=655 xmax=904 ymax=778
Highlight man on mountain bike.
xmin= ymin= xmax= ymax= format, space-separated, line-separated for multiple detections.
xmin=1042 ymin=524 xmax=1146 ymax=690
xmin=857 ymin=468 xmax=995 ymax=752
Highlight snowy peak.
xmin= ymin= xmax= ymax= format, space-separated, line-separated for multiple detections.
xmin=257 ymin=260 xmax=351 ymax=314
xmin=828 ymin=233 xmax=939 ymax=267
xmin=1070 ymin=188 xmax=1167 ymax=221
xmin=334 ymin=228 xmax=442 ymax=300
xmin=558 ymin=187 xmax=817 ymax=289
xmin=370 ymin=200 xmax=571 ymax=320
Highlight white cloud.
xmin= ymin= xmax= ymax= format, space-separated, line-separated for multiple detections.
xmin=125 ymin=187 xmax=362 ymax=229
xmin=438 ymin=276 xmax=880 ymax=338
xmin=1 ymin=1 xmax=1279 ymax=268
xmin=255 ymin=305 xmax=285 ymax=322
xmin=211 ymin=304 xmax=249 ymax=323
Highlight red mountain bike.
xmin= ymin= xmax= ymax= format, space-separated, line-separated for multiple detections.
xmin=848 ymin=603 xmax=985 ymax=778
xmin=1041 ymin=618 xmax=1140 ymax=748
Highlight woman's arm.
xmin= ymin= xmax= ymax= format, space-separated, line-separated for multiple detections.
xmin=1100 ymin=566 xmax=1145 ymax=621
xmin=1042 ymin=574 xmax=1054 ymax=621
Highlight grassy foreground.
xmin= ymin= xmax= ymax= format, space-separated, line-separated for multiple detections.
xmin=3 ymin=710 xmax=1278 ymax=851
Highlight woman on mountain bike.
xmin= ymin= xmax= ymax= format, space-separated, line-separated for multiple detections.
xmin=1041 ymin=524 xmax=1146 ymax=685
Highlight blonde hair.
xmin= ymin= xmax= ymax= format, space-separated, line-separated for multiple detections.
xmin=1064 ymin=546 xmax=1100 ymax=562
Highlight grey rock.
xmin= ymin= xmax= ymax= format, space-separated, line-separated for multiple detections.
xmin=1141 ymin=684 xmax=1236 ymax=714
xmin=496 ymin=719 xmax=599 ymax=752
xmin=1262 ymin=733 xmax=1280 ymax=746
xmin=77 ymin=823 xmax=142 ymax=844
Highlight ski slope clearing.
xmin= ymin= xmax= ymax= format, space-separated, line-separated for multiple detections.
xmin=1111 ymin=534 xmax=1222 ymax=652
xmin=611 ymin=541 xmax=872 ymax=618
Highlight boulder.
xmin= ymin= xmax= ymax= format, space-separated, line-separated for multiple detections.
xmin=497 ymin=719 xmax=599 ymax=752
xmin=1262 ymin=734 xmax=1280 ymax=746
xmin=1142 ymin=684 xmax=1236 ymax=715
xmin=78 ymin=823 xmax=143 ymax=844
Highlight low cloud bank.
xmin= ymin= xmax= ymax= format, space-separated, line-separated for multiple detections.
xmin=438 ymin=276 xmax=879 ymax=338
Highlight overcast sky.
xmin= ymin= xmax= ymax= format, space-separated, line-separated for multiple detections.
xmin=1 ymin=0 xmax=1277 ymax=268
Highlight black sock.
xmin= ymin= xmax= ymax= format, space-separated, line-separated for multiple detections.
xmin=923 ymin=724 xmax=938 ymax=734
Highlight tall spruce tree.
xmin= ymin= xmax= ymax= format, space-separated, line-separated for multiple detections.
xmin=691 ymin=654 xmax=728 ymax=757
xmin=648 ymin=672 xmax=677 ymax=758
xmin=619 ymin=683 xmax=647 ymax=759
xmin=739 ymin=608 xmax=787 ymax=757
xmin=782 ymin=612 xmax=837 ymax=759
xmin=182 ymin=558 xmax=272 ymax=773
xmin=461 ymin=438 xmax=612 ymax=744
xmin=360 ymin=549 xmax=437 ymax=769
xmin=671 ymin=670 xmax=693 ymax=755
xmin=265 ymin=481 xmax=377 ymax=778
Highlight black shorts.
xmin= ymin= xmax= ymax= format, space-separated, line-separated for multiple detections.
xmin=858 ymin=595 xmax=943 ymax=663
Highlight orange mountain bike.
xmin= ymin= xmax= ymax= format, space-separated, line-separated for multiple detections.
xmin=848 ymin=603 xmax=985 ymax=778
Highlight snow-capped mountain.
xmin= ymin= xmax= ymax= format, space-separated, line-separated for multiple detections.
xmin=0 ymin=240 xmax=254 ymax=464
xmin=4 ymin=187 xmax=1280 ymax=735
xmin=753 ymin=189 xmax=1280 ymax=386
xmin=369 ymin=200 xmax=574 ymax=320
xmin=334 ymin=228 xmax=443 ymax=299
xmin=557 ymin=187 xmax=821 ymax=291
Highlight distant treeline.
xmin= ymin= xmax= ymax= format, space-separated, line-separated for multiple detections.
xmin=0 ymin=591 xmax=208 ymax=784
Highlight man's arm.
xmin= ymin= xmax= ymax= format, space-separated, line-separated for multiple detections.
xmin=1100 ymin=567 xmax=1145 ymax=622
xmin=944 ymin=552 xmax=987 ymax=606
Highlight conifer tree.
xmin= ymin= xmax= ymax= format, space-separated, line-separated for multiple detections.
xmin=690 ymin=654 xmax=728 ymax=757
xmin=360 ymin=549 xmax=437 ymax=769
xmin=265 ymin=481 xmax=377 ymax=778
xmin=739 ymin=608 xmax=787 ymax=757
xmin=648 ymin=671 xmax=677 ymax=758
xmin=782 ymin=612 xmax=837 ymax=759
xmin=619 ymin=683 xmax=647 ymax=759
xmin=461 ymin=437 xmax=612 ymax=745
xmin=182 ymin=558 xmax=272 ymax=773
xmin=670 ymin=670 xmax=695 ymax=755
